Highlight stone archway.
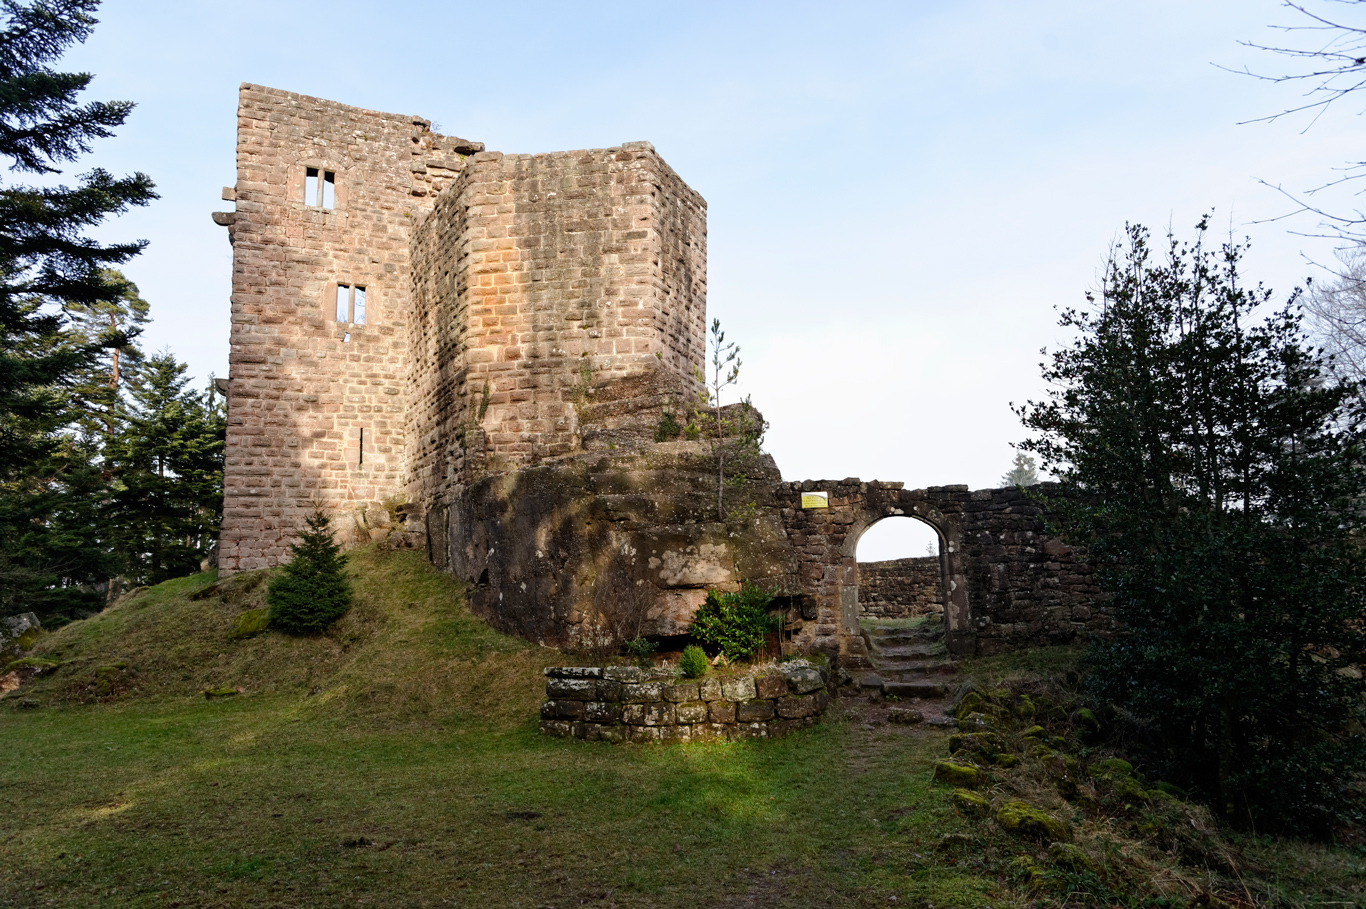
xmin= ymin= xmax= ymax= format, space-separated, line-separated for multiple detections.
xmin=841 ymin=500 xmax=973 ymax=657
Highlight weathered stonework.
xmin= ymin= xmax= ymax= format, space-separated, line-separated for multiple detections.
xmin=215 ymin=85 xmax=1108 ymax=660
xmin=217 ymin=86 xmax=704 ymax=575
xmin=540 ymin=663 xmax=830 ymax=743
xmin=858 ymin=557 xmax=943 ymax=619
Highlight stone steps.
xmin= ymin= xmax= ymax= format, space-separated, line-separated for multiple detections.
xmin=861 ymin=620 xmax=958 ymax=701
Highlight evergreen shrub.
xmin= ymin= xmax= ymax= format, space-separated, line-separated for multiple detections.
xmin=679 ymin=644 xmax=708 ymax=679
xmin=690 ymin=584 xmax=775 ymax=662
xmin=266 ymin=510 xmax=352 ymax=634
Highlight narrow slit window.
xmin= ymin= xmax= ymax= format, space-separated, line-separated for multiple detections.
xmin=353 ymin=286 xmax=366 ymax=325
xmin=335 ymin=285 xmax=348 ymax=322
xmin=304 ymin=166 xmax=336 ymax=209
xmin=358 ymin=427 xmax=364 ymax=467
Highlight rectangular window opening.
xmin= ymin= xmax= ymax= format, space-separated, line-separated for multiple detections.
xmin=359 ymin=427 xmax=364 ymax=467
xmin=305 ymin=167 xmax=336 ymax=209
xmin=353 ymin=286 xmax=366 ymax=325
xmin=335 ymin=285 xmax=348 ymax=322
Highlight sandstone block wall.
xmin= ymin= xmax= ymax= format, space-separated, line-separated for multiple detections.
xmin=405 ymin=145 xmax=706 ymax=509
xmin=777 ymin=481 xmax=1108 ymax=660
xmin=217 ymin=85 xmax=707 ymax=575
xmin=858 ymin=557 xmax=943 ymax=618
xmin=218 ymin=84 xmax=482 ymax=573
xmin=540 ymin=664 xmax=830 ymax=743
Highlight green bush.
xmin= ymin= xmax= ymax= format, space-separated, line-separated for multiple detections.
xmin=623 ymin=636 xmax=658 ymax=668
xmin=679 ymin=644 xmax=708 ymax=679
xmin=266 ymin=510 xmax=352 ymax=635
xmin=689 ymin=584 xmax=775 ymax=662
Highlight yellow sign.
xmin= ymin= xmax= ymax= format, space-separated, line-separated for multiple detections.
xmin=801 ymin=491 xmax=829 ymax=509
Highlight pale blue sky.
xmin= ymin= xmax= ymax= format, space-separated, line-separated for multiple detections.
xmin=59 ymin=1 xmax=1360 ymax=559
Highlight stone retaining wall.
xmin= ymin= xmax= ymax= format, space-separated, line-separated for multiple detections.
xmin=858 ymin=556 xmax=943 ymax=618
xmin=540 ymin=663 xmax=830 ymax=743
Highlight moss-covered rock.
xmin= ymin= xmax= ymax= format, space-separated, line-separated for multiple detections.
xmin=954 ymin=690 xmax=984 ymax=717
xmin=3 ymin=657 xmax=58 ymax=674
xmin=1090 ymin=758 xmax=1134 ymax=777
xmin=228 ymin=608 xmax=270 ymax=640
xmin=951 ymin=788 xmax=991 ymax=815
xmin=1013 ymin=694 xmax=1036 ymax=719
xmin=1048 ymin=842 xmax=1096 ymax=873
xmin=932 ymin=759 xmax=985 ymax=787
xmin=204 ymin=687 xmax=240 ymax=699
xmin=1152 ymin=781 xmax=1187 ymax=800
xmin=936 ymin=832 xmax=977 ymax=850
xmin=994 ymin=753 xmax=1021 ymax=768
xmin=956 ymin=711 xmax=995 ymax=731
xmin=996 ymin=801 xmax=1070 ymax=843
xmin=948 ymin=731 xmax=1005 ymax=756
xmin=1073 ymin=706 xmax=1101 ymax=734
xmin=1008 ymin=855 xmax=1046 ymax=890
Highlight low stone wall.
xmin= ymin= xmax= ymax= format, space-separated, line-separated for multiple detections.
xmin=858 ymin=557 xmax=942 ymax=618
xmin=540 ymin=663 xmax=830 ymax=743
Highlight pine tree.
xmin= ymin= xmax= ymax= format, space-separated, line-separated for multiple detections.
xmin=267 ymin=511 xmax=353 ymax=635
xmin=1001 ymin=452 xmax=1039 ymax=487
xmin=1018 ymin=218 xmax=1366 ymax=833
xmin=65 ymin=268 xmax=149 ymax=444
xmin=107 ymin=353 xmax=224 ymax=586
xmin=0 ymin=0 xmax=155 ymax=619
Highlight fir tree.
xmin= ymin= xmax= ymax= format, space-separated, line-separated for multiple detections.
xmin=106 ymin=353 xmax=224 ymax=586
xmin=267 ymin=510 xmax=353 ymax=635
xmin=1001 ymin=452 xmax=1039 ymax=487
xmin=1018 ymin=218 xmax=1366 ymax=833
xmin=0 ymin=0 xmax=155 ymax=619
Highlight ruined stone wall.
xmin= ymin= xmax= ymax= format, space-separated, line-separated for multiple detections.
xmin=777 ymin=481 xmax=1108 ymax=660
xmin=540 ymin=664 xmax=830 ymax=744
xmin=217 ymin=84 xmax=481 ymax=573
xmin=857 ymin=557 xmax=943 ymax=619
xmin=405 ymin=146 xmax=707 ymax=511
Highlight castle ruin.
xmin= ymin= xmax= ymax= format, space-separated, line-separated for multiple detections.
xmin=214 ymin=85 xmax=1107 ymax=665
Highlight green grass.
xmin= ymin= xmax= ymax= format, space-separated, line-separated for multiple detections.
xmin=1 ymin=548 xmax=1361 ymax=908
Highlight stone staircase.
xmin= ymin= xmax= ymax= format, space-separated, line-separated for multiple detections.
xmin=856 ymin=622 xmax=958 ymax=700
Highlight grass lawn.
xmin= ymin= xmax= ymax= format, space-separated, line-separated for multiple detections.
xmin=0 ymin=693 xmax=986 ymax=908
xmin=2 ymin=548 xmax=1362 ymax=908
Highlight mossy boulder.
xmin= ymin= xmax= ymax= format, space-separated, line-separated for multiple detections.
xmin=1013 ymin=694 xmax=1036 ymax=719
xmin=953 ymin=690 xmax=984 ymax=717
xmin=204 ymin=687 xmax=240 ymax=699
xmin=948 ymin=731 xmax=1005 ymax=756
xmin=951 ymin=788 xmax=991 ymax=816
xmin=932 ymin=759 xmax=985 ymax=787
xmin=1090 ymin=758 xmax=1134 ymax=777
xmin=1153 ymin=781 xmax=1187 ymax=800
xmin=1048 ymin=842 xmax=1096 ymax=872
xmin=956 ymin=711 xmax=995 ymax=731
xmin=228 ymin=608 xmax=270 ymax=640
xmin=1008 ymin=855 xmax=1046 ymax=890
xmin=1073 ymin=706 xmax=1101 ymax=735
xmin=1019 ymin=724 xmax=1047 ymax=739
xmin=996 ymin=801 xmax=1070 ymax=843
xmin=4 ymin=657 xmax=59 ymax=674
xmin=994 ymin=753 xmax=1021 ymax=769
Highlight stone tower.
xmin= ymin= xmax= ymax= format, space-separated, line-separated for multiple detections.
xmin=215 ymin=85 xmax=707 ymax=575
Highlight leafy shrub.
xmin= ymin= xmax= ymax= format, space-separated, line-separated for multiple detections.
xmin=679 ymin=644 xmax=708 ymax=679
xmin=623 ymin=636 xmax=658 ymax=668
xmin=689 ymin=584 xmax=775 ymax=661
xmin=654 ymin=410 xmax=681 ymax=442
xmin=266 ymin=510 xmax=352 ymax=635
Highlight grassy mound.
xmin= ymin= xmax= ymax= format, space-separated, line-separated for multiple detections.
xmin=1 ymin=553 xmax=1362 ymax=907
xmin=6 ymin=546 xmax=555 ymax=728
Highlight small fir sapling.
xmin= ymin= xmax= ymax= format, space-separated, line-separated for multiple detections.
xmin=679 ymin=644 xmax=708 ymax=679
xmin=266 ymin=510 xmax=353 ymax=634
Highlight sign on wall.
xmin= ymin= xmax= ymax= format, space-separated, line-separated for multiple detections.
xmin=801 ymin=491 xmax=829 ymax=509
